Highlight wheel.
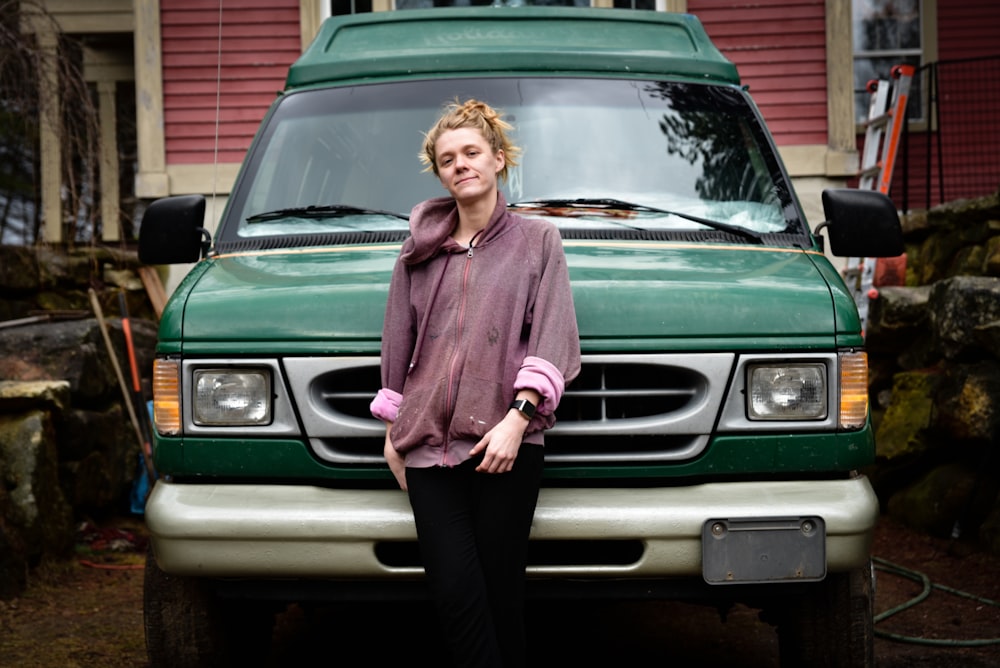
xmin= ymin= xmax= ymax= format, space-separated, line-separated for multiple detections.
xmin=773 ymin=560 xmax=875 ymax=668
xmin=143 ymin=546 xmax=275 ymax=667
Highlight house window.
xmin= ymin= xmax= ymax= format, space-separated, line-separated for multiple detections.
xmin=614 ymin=0 xmax=656 ymax=8
xmin=852 ymin=0 xmax=923 ymax=124
xmin=394 ymin=1 xmax=591 ymax=7
xmin=330 ymin=0 xmax=655 ymax=13
xmin=330 ymin=0 xmax=373 ymax=13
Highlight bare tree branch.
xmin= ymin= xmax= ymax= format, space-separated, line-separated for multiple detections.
xmin=0 ymin=0 xmax=101 ymax=246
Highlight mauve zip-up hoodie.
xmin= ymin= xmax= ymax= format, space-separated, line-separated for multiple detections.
xmin=370 ymin=192 xmax=581 ymax=468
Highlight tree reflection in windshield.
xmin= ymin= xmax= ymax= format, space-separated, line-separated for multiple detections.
xmin=645 ymin=82 xmax=787 ymax=212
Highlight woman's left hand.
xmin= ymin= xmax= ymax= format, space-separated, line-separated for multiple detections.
xmin=470 ymin=411 xmax=529 ymax=473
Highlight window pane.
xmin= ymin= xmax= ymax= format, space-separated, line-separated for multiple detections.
xmin=853 ymin=0 xmax=921 ymax=53
xmin=613 ymin=0 xmax=656 ymax=8
xmin=331 ymin=0 xmax=372 ymax=14
xmin=396 ymin=0 xmax=589 ymax=7
xmin=852 ymin=0 xmax=922 ymax=124
xmin=395 ymin=0 xmax=492 ymax=8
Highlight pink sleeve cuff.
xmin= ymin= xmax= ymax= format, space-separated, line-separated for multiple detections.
xmin=514 ymin=356 xmax=565 ymax=416
xmin=370 ymin=388 xmax=403 ymax=422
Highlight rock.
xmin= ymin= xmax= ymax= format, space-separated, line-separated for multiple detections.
xmin=926 ymin=191 xmax=1000 ymax=229
xmin=35 ymin=289 xmax=91 ymax=313
xmin=0 ymin=511 xmax=28 ymax=599
xmin=104 ymin=268 xmax=144 ymax=291
xmin=874 ymin=369 xmax=942 ymax=460
xmin=948 ymin=243 xmax=986 ymax=278
xmin=0 ymin=380 xmax=70 ymax=413
xmin=984 ymin=236 xmax=1000 ymax=276
xmin=0 ymin=317 xmax=156 ymax=409
xmin=974 ymin=319 xmax=1000 ymax=359
xmin=0 ymin=410 xmax=75 ymax=564
xmin=37 ymin=249 xmax=95 ymax=290
xmin=915 ymin=230 xmax=967 ymax=284
xmin=0 ymin=245 xmax=41 ymax=294
xmin=865 ymin=285 xmax=933 ymax=366
xmin=899 ymin=208 xmax=929 ymax=236
xmin=933 ymin=362 xmax=1000 ymax=442
xmin=929 ymin=276 xmax=1000 ymax=360
xmin=0 ymin=319 xmax=116 ymax=406
xmin=68 ymin=450 xmax=134 ymax=512
xmin=887 ymin=462 xmax=992 ymax=538
xmin=56 ymin=404 xmax=137 ymax=511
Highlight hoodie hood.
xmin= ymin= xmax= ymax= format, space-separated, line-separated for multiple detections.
xmin=399 ymin=191 xmax=511 ymax=265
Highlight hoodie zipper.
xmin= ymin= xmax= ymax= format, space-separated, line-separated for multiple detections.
xmin=441 ymin=237 xmax=480 ymax=464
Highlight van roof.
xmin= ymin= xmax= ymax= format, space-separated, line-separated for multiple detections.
xmin=286 ymin=7 xmax=740 ymax=89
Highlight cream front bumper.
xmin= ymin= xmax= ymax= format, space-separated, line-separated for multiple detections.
xmin=146 ymin=476 xmax=878 ymax=579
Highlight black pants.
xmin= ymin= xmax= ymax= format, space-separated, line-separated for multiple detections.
xmin=406 ymin=444 xmax=544 ymax=668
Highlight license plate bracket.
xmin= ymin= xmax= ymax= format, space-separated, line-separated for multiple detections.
xmin=702 ymin=516 xmax=826 ymax=584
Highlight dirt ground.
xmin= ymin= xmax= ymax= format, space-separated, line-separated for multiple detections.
xmin=0 ymin=514 xmax=998 ymax=667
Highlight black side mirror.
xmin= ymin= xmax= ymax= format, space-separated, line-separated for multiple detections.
xmin=138 ymin=195 xmax=210 ymax=265
xmin=817 ymin=189 xmax=904 ymax=258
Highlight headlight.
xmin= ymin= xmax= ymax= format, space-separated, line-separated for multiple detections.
xmin=193 ymin=369 xmax=272 ymax=426
xmin=747 ymin=363 xmax=827 ymax=420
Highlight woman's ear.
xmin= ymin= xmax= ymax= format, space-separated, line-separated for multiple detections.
xmin=495 ymin=148 xmax=506 ymax=174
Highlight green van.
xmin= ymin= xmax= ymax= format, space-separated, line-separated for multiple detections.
xmin=139 ymin=7 xmax=902 ymax=666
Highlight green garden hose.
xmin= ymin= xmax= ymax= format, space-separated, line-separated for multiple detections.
xmin=873 ymin=556 xmax=1000 ymax=647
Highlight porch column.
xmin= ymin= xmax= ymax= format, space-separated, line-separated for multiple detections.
xmin=37 ymin=25 xmax=62 ymax=243
xmin=133 ymin=0 xmax=168 ymax=198
xmin=98 ymin=80 xmax=120 ymax=241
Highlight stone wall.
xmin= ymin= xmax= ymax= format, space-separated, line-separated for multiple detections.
xmin=0 ymin=245 xmax=157 ymax=599
xmin=865 ymin=189 xmax=1000 ymax=554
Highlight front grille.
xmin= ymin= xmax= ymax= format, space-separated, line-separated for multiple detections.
xmin=283 ymin=353 xmax=734 ymax=465
xmin=557 ymin=362 xmax=700 ymax=421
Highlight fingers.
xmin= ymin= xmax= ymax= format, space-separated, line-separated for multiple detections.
xmin=384 ymin=431 xmax=407 ymax=490
xmin=475 ymin=436 xmax=519 ymax=474
xmin=473 ymin=413 xmax=526 ymax=473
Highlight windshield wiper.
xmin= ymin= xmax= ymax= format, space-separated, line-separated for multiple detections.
xmin=246 ymin=204 xmax=409 ymax=223
xmin=509 ymin=198 xmax=763 ymax=244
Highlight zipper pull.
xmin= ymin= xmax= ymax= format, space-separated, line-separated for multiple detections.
xmin=467 ymin=246 xmax=474 ymax=258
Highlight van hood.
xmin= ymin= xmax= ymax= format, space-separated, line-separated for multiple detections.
xmin=161 ymin=242 xmax=856 ymax=354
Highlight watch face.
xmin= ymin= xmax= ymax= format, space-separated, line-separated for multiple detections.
xmin=512 ymin=399 xmax=535 ymax=418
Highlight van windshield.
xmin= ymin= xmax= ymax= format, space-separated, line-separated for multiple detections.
xmin=222 ymin=77 xmax=800 ymax=243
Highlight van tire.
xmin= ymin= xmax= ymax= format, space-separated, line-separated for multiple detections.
xmin=774 ymin=561 xmax=875 ymax=668
xmin=143 ymin=547 xmax=274 ymax=667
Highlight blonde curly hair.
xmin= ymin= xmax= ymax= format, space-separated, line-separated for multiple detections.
xmin=420 ymin=99 xmax=521 ymax=182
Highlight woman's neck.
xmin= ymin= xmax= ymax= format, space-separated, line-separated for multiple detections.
xmin=452 ymin=191 xmax=497 ymax=246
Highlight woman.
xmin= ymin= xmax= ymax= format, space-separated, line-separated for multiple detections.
xmin=370 ymin=99 xmax=581 ymax=667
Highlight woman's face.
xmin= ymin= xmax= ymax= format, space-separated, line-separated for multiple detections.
xmin=434 ymin=127 xmax=505 ymax=205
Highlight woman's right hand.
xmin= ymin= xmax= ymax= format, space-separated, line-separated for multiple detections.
xmin=383 ymin=428 xmax=407 ymax=491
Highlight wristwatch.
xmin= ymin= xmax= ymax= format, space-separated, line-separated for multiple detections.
xmin=509 ymin=398 xmax=536 ymax=420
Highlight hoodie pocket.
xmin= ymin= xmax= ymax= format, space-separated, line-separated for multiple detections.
xmin=449 ymin=374 xmax=506 ymax=441
xmin=391 ymin=381 xmax=448 ymax=453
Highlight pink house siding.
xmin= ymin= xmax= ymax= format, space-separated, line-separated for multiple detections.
xmin=938 ymin=0 xmax=1000 ymax=59
xmin=161 ymin=0 xmax=302 ymax=165
xmin=690 ymin=0 xmax=829 ymax=147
